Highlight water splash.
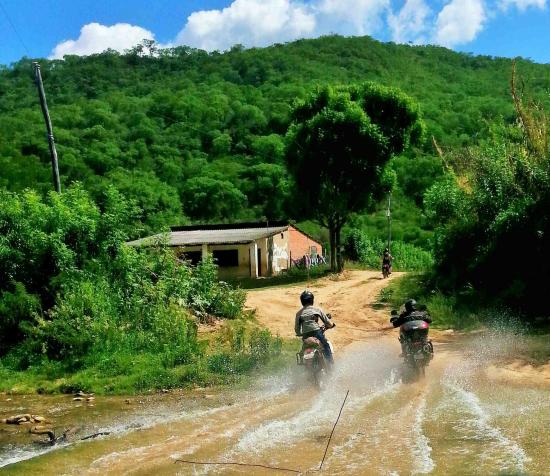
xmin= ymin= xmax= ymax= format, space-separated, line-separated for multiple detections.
xmin=411 ymin=396 xmax=435 ymax=474
xmin=445 ymin=383 xmax=529 ymax=472
xmin=230 ymin=341 xmax=401 ymax=456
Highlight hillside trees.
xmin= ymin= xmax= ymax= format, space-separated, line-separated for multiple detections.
xmin=285 ymin=83 xmax=423 ymax=271
xmin=424 ymin=77 xmax=550 ymax=315
xmin=1 ymin=36 xmax=549 ymax=244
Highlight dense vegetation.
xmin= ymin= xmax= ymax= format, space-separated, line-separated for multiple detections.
xmin=424 ymin=74 xmax=550 ymax=317
xmin=0 ymin=186 xmax=281 ymax=393
xmin=1 ymin=35 xmax=549 ymax=391
xmin=345 ymin=230 xmax=433 ymax=272
xmin=2 ymin=35 xmax=549 ymax=245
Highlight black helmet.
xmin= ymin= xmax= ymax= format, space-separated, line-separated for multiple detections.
xmin=384 ymin=248 xmax=389 ymax=253
xmin=405 ymin=299 xmax=417 ymax=312
xmin=300 ymin=290 xmax=314 ymax=306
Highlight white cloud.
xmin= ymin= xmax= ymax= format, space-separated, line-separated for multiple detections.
xmin=49 ymin=23 xmax=155 ymax=59
xmin=388 ymin=0 xmax=432 ymax=44
xmin=315 ymin=0 xmax=391 ymax=36
xmin=175 ymin=0 xmax=316 ymax=51
xmin=48 ymin=0 xmax=546 ymax=61
xmin=499 ymin=0 xmax=546 ymax=11
xmin=174 ymin=0 xmax=390 ymax=52
xmin=434 ymin=0 xmax=486 ymax=47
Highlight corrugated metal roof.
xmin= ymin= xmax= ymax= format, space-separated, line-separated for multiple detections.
xmin=127 ymin=226 xmax=289 ymax=247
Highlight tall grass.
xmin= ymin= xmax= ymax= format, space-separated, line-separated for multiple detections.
xmin=344 ymin=230 xmax=433 ymax=271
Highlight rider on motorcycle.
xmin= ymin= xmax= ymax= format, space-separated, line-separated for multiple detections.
xmin=382 ymin=248 xmax=393 ymax=274
xmin=295 ymin=290 xmax=334 ymax=364
xmin=391 ymin=299 xmax=432 ymax=355
xmin=391 ymin=299 xmax=432 ymax=327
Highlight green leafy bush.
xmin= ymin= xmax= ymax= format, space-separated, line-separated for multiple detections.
xmin=0 ymin=186 xmax=247 ymax=381
xmin=424 ymin=118 xmax=550 ymax=315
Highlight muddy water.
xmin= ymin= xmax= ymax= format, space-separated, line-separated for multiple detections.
xmin=1 ymin=333 xmax=549 ymax=475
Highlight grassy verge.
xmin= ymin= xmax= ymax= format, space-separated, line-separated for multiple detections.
xmin=380 ymin=274 xmax=550 ymax=338
xmin=378 ymin=273 xmax=482 ymax=330
xmin=230 ymin=265 xmax=332 ymax=290
xmin=0 ymin=318 xmax=294 ymax=396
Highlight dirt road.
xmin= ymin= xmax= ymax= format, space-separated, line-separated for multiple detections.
xmin=246 ymin=270 xmax=403 ymax=348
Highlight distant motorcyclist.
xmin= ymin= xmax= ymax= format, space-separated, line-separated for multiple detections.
xmin=295 ymin=290 xmax=334 ymax=364
xmin=382 ymin=248 xmax=393 ymax=275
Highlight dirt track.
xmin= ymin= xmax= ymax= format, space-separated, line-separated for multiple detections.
xmin=245 ymin=270 xmax=404 ymax=348
xmin=246 ymin=270 xmax=550 ymax=387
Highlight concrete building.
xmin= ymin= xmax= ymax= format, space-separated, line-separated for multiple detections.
xmin=128 ymin=222 xmax=323 ymax=279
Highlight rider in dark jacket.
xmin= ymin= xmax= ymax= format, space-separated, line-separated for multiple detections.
xmin=295 ymin=290 xmax=334 ymax=363
xmin=391 ymin=299 xmax=432 ymax=356
xmin=391 ymin=299 xmax=432 ymax=327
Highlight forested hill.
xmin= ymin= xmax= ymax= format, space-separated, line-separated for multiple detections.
xmin=1 ymin=35 xmax=550 ymax=238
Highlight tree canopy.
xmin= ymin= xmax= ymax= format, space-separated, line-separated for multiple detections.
xmin=285 ymin=83 xmax=423 ymax=270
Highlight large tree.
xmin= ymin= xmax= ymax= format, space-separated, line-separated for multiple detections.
xmin=285 ymin=83 xmax=424 ymax=271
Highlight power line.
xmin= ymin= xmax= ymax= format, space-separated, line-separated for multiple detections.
xmin=0 ymin=0 xmax=31 ymax=56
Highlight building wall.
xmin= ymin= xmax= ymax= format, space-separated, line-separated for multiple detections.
xmin=271 ymin=229 xmax=290 ymax=274
xmin=172 ymin=227 xmax=317 ymax=279
xmin=175 ymin=243 xmax=252 ymax=279
xmin=256 ymin=229 xmax=290 ymax=277
xmin=288 ymin=226 xmax=323 ymax=262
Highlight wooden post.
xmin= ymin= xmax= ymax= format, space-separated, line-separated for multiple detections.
xmin=33 ymin=62 xmax=61 ymax=193
xmin=386 ymin=192 xmax=392 ymax=251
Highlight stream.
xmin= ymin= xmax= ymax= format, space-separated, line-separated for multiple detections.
xmin=1 ymin=332 xmax=549 ymax=475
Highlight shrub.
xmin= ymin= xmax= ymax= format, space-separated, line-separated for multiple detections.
xmin=0 ymin=186 xmax=245 ymax=372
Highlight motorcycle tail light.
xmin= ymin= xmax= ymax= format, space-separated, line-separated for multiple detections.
xmin=304 ymin=348 xmax=314 ymax=354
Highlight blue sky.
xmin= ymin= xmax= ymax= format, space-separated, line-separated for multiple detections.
xmin=1 ymin=0 xmax=549 ymax=66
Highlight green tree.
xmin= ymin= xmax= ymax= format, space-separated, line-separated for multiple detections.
xmin=91 ymin=168 xmax=183 ymax=233
xmin=181 ymin=176 xmax=247 ymax=222
xmin=285 ymin=83 xmax=423 ymax=271
xmin=241 ymin=163 xmax=290 ymax=220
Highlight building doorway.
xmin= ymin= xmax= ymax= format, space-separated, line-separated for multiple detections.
xmin=257 ymin=248 xmax=262 ymax=276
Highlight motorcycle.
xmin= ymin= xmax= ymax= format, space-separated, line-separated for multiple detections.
xmin=390 ymin=310 xmax=433 ymax=380
xmin=296 ymin=315 xmax=334 ymax=390
xmin=382 ymin=263 xmax=391 ymax=279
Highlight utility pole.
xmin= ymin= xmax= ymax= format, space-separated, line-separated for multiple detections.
xmin=386 ymin=192 xmax=392 ymax=251
xmin=33 ymin=62 xmax=61 ymax=193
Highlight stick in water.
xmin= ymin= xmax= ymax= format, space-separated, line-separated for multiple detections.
xmin=319 ymin=389 xmax=350 ymax=470
xmin=174 ymin=459 xmax=301 ymax=473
